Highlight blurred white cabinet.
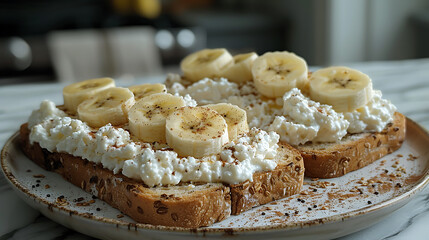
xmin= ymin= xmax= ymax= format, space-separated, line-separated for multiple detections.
xmin=267 ymin=0 xmax=428 ymax=65
xmin=48 ymin=27 xmax=162 ymax=83
xmin=325 ymin=0 xmax=428 ymax=64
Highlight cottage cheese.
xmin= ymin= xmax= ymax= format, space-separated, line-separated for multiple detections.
xmin=344 ymin=90 xmax=397 ymax=133
xmin=268 ymin=88 xmax=349 ymax=145
xmin=28 ymin=101 xmax=279 ymax=187
xmin=123 ymin=128 xmax=279 ymax=186
xmin=219 ymin=129 xmax=279 ymax=183
xmin=28 ymin=100 xmax=67 ymax=128
xmin=176 ymin=93 xmax=197 ymax=107
xmin=30 ymin=116 xmax=140 ymax=174
xmin=226 ymin=81 xmax=282 ymax=130
xmin=184 ymin=78 xmax=240 ymax=104
xmin=227 ymin=95 xmax=278 ymax=129
xmin=268 ymin=116 xmax=319 ymax=145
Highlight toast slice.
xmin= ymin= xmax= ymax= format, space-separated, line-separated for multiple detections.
xmin=20 ymin=123 xmax=304 ymax=227
xmin=297 ymin=112 xmax=406 ymax=178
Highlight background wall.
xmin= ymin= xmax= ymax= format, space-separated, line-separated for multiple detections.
xmin=266 ymin=0 xmax=429 ymax=65
xmin=1 ymin=0 xmax=429 ymax=84
xmin=366 ymin=0 xmax=428 ymax=61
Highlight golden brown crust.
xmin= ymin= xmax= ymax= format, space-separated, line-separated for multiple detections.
xmin=62 ymin=155 xmax=231 ymax=228
xmin=297 ymin=112 xmax=406 ymax=178
xmin=20 ymin=124 xmax=304 ymax=227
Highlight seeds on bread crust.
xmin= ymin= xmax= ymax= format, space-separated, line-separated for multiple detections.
xmin=298 ymin=113 xmax=406 ymax=178
xmin=157 ymin=207 xmax=169 ymax=215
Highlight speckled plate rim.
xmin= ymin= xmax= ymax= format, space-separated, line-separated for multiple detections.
xmin=2 ymin=117 xmax=429 ymax=234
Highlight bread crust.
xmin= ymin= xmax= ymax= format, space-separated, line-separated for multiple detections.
xmin=20 ymin=123 xmax=304 ymax=227
xmin=297 ymin=112 xmax=406 ymax=178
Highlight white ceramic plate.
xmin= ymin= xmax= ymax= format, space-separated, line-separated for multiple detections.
xmin=2 ymin=118 xmax=429 ymax=240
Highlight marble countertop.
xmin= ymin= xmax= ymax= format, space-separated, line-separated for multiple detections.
xmin=1 ymin=59 xmax=429 ymax=240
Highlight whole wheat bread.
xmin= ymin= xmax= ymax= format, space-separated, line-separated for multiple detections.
xmin=20 ymin=123 xmax=304 ymax=228
xmin=297 ymin=112 xmax=406 ymax=178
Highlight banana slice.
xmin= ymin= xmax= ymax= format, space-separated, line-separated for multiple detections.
xmin=128 ymin=93 xmax=186 ymax=143
xmin=222 ymin=52 xmax=258 ymax=83
xmin=252 ymin=51 xmax=308 ymax=98
xmin=77 ymin=87 xmax=135 ymax=128
xmin=205 ymin=103 xmax=249 ymax=141
xmin=128 ymin=83 xmax=167 ymax=101
xmin=309 ymin=66 xmax=373 ymax=112
xmin=165 ymin=106 xmax=229 ymax=158
xmin=180 ymin=48 xmax=234 ymax=82
xmin=63 ymin=78 xmax=115 ymax=114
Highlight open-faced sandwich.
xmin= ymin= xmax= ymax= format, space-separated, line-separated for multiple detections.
xmin=20 ymin=48 xmax=404 ymax=228
xmin=171 ymin=49 xmax=405 ymax=178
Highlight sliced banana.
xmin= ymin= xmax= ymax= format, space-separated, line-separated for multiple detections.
xmin=63 ymin=78 xmax=115 ymax=114
xmin=205 ymin=103 xmax=249 ymax=141
xmin=77 ymin=87 xmax=135 ymax=128
xmin=309 ymin=66 xmax=373 ymax=112
xmin=222 ymin=52 xmax=258 ymax=83
xmin=252 ymin=51 xmax=308 ymax=98
xmin=128 ymin=83 xmax=167 ymax=101
xmin=180 ymin=48 xmax=234 ymax=82
xmin=165 ymin=106 xmax=229 ymax=158
xmin=128 ymin=93 xmax=186 ymax=143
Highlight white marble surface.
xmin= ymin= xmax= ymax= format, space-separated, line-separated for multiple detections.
xmin=1 ymin=59 xmax=429 ymax=239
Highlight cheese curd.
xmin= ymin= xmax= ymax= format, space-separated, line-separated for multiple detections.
xmin=269 ymin=116 xmax=318 ymax=145
xmin=226 ymin=81 xmax=282 ymax=130
xmin=184 ymin=78 xmax=240 ymax=104
xmin=124 ymin=128 xmax=279 ymax=186
xmin=227 ymin=95 xmax=278 ymax=129
xmin=268 ymin=88 xmax=349 ymax=145
xmin=344 ymin=90 xmax=397 ymax=133
xmin=29 ymin=101 xmax=279 ymax=187
xmin=176 ymin=93 xmax=197 ymax=107
xmin=28 ymin=100 xmax=67 ymax=128
xmin=30 ymin=116 xmax=140 ymax=175
xmin=219 ymin=129 xmax=279 ymax=183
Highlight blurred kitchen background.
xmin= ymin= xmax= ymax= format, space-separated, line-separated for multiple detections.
xmin=1 ymin=0 xmax=429 ymax=85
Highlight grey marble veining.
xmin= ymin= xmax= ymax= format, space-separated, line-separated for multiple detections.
xmin=1 ymin=59 xmax=429 ymax=239
xmin=3 ymin=216 xmax=94 ymax=240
